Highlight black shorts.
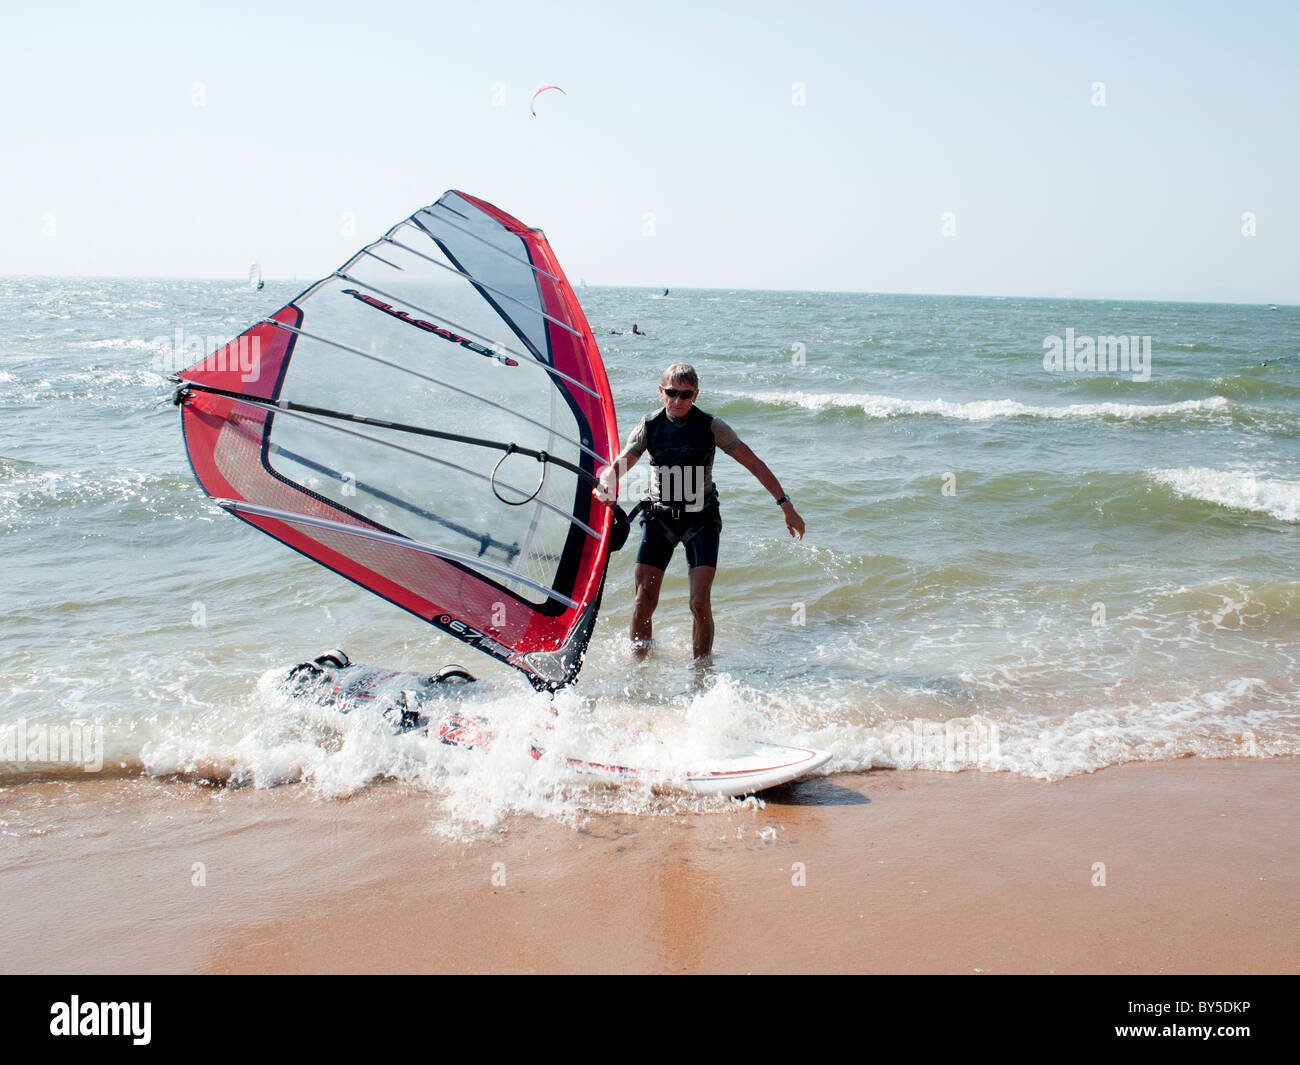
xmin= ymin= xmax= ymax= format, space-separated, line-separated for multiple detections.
xmin=635 ymin=501 xmax=722 ymax=571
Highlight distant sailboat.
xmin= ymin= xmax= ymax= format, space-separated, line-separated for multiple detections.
xmin=249 ymin=262 xmax=264 ymax=290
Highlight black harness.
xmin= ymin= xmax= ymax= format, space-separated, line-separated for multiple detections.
xmin=609 ymin=497 xmax=718 ymax=553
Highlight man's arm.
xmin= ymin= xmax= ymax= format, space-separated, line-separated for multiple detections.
xmin=594 ymin=417 xmax=650 ymax=504
xmin=594 ymin=446 xmax=641 ymax=503
xmin=728 ymin=442 xmax=805 ymax=540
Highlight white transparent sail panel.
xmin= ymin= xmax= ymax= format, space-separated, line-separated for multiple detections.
xmin=263 ymin=195 xmax=594 ymax=607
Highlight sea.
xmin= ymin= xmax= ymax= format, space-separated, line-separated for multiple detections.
xmin=2 ymin=278 xmax=1297 ymax=832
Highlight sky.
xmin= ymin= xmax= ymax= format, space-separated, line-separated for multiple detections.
xmin=3 ymin=0 xmax=1297 ymax=302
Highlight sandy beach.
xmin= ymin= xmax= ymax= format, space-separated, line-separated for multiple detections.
xmin=1 ymin=757 xmax=1295 ymax=975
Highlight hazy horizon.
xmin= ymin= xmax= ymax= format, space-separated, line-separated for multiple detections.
xmin=4 ymin=273 xmax=1293 ymax=311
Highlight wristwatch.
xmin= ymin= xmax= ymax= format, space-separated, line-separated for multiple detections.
xmin=775 ymin=495 xmax=790 ymax=507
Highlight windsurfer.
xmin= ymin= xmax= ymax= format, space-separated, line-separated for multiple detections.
xmin=594 ymin=363 xmax=804 ymax=660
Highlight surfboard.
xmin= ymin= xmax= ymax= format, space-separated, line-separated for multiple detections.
xmin=563 ymin=740 xmax=832 ymax=797
xmin=283 ymin=652 xmax=831 ymax=798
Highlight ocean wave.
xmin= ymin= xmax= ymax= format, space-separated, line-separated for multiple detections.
xmin=1210 ymin=375 xmax=1300 ymax=403
xmin=73 ymin=337 xmax=164 ymax=352
xmin=723 ymin=389 xmax=1233 ymax=422
xmin=2 ymin=366 xmax=170 ymax=405
xmin=0 ymin=467 xmax=194 ymax=529
xmin=1150 ymin=467 xmax=1300 ymax=523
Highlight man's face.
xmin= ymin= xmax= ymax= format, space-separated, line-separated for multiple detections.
xmin=659 ymin=379 xmax=697 ymax=419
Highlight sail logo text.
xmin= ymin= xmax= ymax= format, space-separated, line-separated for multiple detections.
xmin=341 ymin=289 xmax=519 ymax=365
xmin=50 ymin=996 xmax=151 ymax=1045
xmin=436 ymin=615 xmax=510 ymax=657
xmin=1042 ymin=329 xmax=1151 ymax=381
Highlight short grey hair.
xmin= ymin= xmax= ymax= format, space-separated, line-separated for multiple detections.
xmin=660 ymin=363 xmax=698 ymax=388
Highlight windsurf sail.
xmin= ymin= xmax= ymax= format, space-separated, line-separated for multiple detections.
xmin=249 ymin=261 xmax=263 ymax=290
xmin=176 ymin=191 xmax=619 ymax=689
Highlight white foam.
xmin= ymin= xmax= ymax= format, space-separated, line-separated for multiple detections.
xmin=726 ymin=389 xmax=1232 ymax=422
xmin=131 ymin=669 xmax=770 ymax=838
xmin=0 ymin=467 xmax=182 ymax=530
xmin=816 ymin=677 xmax=1298 ymax=781
xmin=20 ymin=644 xmax=1298 ymax=834
xmin=1151 ymin=467 xmax=1300 ymax=523
xmin=74 ymin=337 xmax=162 ymax=352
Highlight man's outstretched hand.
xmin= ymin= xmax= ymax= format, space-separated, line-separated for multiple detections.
xmin=782 ymin=503 xmax=805 ymax=540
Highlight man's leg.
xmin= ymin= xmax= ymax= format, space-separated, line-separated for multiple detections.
xmin=688 ymin=565 xmax=716 ymax=660
xmin=631 ymin=563 xmax=665 ymax=654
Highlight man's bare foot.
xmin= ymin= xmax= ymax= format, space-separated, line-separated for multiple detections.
xmin=691 ymin=653 xmax=715 ymax=686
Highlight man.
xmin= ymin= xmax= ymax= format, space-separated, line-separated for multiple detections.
xmin=594 ymin=363 xmax=805 ymax=660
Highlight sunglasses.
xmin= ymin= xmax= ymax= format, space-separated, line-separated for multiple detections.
xmin=662 ymin=387 xmax=696 ymax=399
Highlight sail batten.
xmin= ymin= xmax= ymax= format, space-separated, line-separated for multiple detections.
xmin=408 ymin=208 xmax=562 ymax=282
xmin=357 ymin=247 xmax=406 ymax=272
xmin=280 ymin=276 xmax=604 ymax=399
xmin=216 ymin=499 xmax=580 ymax=608
xmin=176 ymin=190 xmax=618 ymax=689
xmin=253 ymin=318 xmax=610 ymax=464
xmin=269 ymin=443 xmax=521 ymax=561
xmin=387 ymin=227 xmax=586 ymax=340
xmin=191 ymin=390 xmax=603 ymax=539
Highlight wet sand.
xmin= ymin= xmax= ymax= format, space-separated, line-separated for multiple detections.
xmin=1 ymin=758 xmax=1295 ymax=974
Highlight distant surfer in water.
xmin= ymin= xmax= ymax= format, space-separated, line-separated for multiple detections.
xmin=594 ymin=363 xmax=805 ymax=660
xmin=609 ymin=324 xmax=646 ymax=336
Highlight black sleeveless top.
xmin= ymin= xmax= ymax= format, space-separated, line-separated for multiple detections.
xmin=636 ymin=407 xmax=730 ymax=512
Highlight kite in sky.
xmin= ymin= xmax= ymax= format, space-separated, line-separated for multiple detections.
xmin=530 ymin=85 xmax=566 ymax=116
